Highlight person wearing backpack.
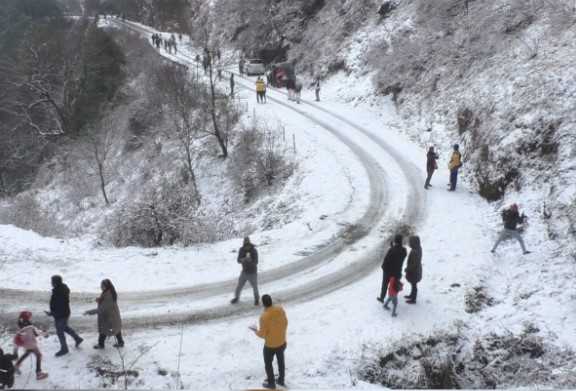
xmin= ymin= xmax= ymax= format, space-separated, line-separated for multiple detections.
xmin=491 ymin=204 xmax=531 ymax=255
xmin=448 ymin=144 xmax=462 ymax=191
xmin=383 ymin=276 xmax=403 ymax=317
xmin=13 ymin=312 xmax=48 ymax=381
xmin=0 ymin=348 xmax=17 ymax=389
xmin=231 ymin=237 xmax=260 ymax=305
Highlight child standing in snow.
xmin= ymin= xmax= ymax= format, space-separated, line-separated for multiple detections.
xmin=13 ymin=312 xmax=48 ymax=381
xmin=383 ymin=277 xmax=402 ymax=317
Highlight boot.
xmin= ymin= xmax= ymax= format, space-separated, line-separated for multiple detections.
xmin=230 ymin=297 xmax=239 ymax=304
xmin=36 ymin=372 xmax=49 ymax=380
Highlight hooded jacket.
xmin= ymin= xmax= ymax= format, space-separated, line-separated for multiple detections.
xmin=50 ymin=282 xmax=71 ymax=319
xmin=257 ymin=305 xmax=288 ymax=348
xmin=238 ymin=244 xmax=258 ymax=274
xmin=405 ymin=237 xmax=423 ymax=283
xmin=382 ymin=243 xmax=407 ymax=278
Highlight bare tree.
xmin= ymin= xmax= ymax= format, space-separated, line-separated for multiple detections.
xmin=153 ymin=64 xmax=202 ymax=204
xmin=84 ymin=116 xmax=118 ymax=206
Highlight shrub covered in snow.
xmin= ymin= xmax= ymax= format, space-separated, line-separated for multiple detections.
xmin=359 ymin=327 xmax=576 ymax=389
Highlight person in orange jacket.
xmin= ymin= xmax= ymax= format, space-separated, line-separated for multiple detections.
xmin=448 ymin=144 xmax=462 ymax=191
xmin=256 ymin=77 xmax=267 ymax=103
xmin=249 ymin=295 xmax=288 ymax=389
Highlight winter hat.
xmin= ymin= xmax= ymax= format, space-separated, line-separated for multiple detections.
xmin=453 ymin=144 xmax=460 ymax=150
xmin=18 ymin=311 xmax=32 ymax=322
xmin=510 ymin=204 xmax=518 ymax=211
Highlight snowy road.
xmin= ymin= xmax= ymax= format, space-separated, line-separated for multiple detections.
xmin=0 ymin=20 xmax=425 ymax=331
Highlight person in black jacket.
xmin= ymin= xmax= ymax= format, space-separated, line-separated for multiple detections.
xmin=231 ymin=237 xmax=260 ymax=305
xmin=490 ymin=204 xmax=531 ymax=255
xmin=377 ymin=234 xmax=407 ymax=303
xmin=45 ymin=275 xmax=83 ymax=357
xmin=0 ymin=348 xmax=17 ymax=389
xmin=424 ymin=146 xmax=439 ymax=189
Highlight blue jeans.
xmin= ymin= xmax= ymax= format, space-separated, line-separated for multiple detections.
xmin=55 ymin=317 xmax=81 ymax=351
xmin=449 ymin=169 xmax=459 ymax=190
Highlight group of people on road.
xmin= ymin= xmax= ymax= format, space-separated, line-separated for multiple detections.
xmin=151 ymin=33 xmax=178 ymax=54
xmin=377 ymin=234 xmax=422 ymax=317
xmin=0 ymin=276 xmax=125 ymax=387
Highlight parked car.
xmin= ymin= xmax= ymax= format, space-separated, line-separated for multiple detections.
xmin=244 ymin=59 xmax=265 ymax=76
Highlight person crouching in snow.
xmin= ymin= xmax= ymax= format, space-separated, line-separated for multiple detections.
xmin=383 ymin=277 xmax=403 ymax=317
xmin=13 ymin=311 xmax=48 ymax=380
xmin=491 ymin=204 xmax=531 ymax=255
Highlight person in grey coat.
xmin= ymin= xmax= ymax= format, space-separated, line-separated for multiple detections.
xmin=85 ymin=279 xmax=124 ymax=349
xmin=404 ymin=236 xmax=422 ymax=304
xmin=231 ymin=237 xmax=260 ymax=306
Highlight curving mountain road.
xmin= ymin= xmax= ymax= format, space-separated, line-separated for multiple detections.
xmin=0 ymin=19 xmax=425 ymax=331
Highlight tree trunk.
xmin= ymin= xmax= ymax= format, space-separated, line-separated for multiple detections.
xmin=185 ymin=145 xmax=201 ymax=206
xmin=208 ymin=62 xmax=228 ymax=158
xmin=97 ymin=161 xmax=110 ymax=205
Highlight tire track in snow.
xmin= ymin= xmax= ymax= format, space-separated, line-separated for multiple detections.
xmin=0 ymin=19 xmax=425 ymax=331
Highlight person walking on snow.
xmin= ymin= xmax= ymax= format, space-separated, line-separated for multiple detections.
xmin=13 ymin=312 xmax=48 ymax=381
xmin=256 ymin=77 xmax=267 ymax=104
xmin=404 ymin=236 xmax=422 ymax=304
xmin=294 ymin=80 xmax=303 ymax=104
xmin=424 ymin=146 xmax=439 ymax=189
xmin=231 ymin=237 xmax=260 ymax=305
xmin=46 ymin=275 xmax=83 ymax=357
xmin=491 ymin=204 xmax=531 ymax=255
xmin=377 ymin=234 xmax=407 ymax=303
xmin=448 ymin=144 xmax=462 ymax=191
xmin=383 ymin=276 xmax=403 ymax=317
xmin=249 ymin=295 xmax=288 ymax=389
xmin=84 ymin=279 xmax=124 ymax=349
xmin=314 ymin=77 xmax=321 ymax=102
xmin=230 ymin=73 xmax=235 ymax=97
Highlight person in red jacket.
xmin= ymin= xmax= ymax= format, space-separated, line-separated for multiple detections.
xmin=383 ymin=277 xmax=402 ymax=317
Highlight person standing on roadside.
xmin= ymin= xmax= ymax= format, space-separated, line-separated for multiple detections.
xmin=249 ymin=295 xmax=288 ymax=390
xmin=230 ymin=73 xmax=235 ymax=97
xmin=448 ymin=144 xmax=462 ymax=191
xmin=314 ymin=77 xmax=321 ymax=102
xmin=377 ymin=234 xmax=407 ymax=303
xmin=424 ymin=146 xmax=439 ymax=189
xmin=256 ymin=77 xmax=266 ymax=104
xmin=231 ymin=237 xmax=260 ymax=305
xmin=404 ymin=236 xmax=422 ymax=304
xmin=46 ymin=275 xmax=83 ymax=357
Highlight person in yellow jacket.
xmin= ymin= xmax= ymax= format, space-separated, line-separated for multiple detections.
xmin=256 ymin=77 xmax=267 ymax=104
xmin=249 ymin=294 xmax=287 ymax=389
xmin=448 ymin=144 xmax=462 ymax=191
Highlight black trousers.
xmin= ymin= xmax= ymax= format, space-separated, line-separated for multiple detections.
xmin=16 ymin=349 xmax=41 ymax=373
xmin=98 ymin=332 xmax=124 ymax=347
xmin=424 ymin=169 xmax=434 ymax=188
xmin=408 ymin=282 xmax=418 ymax=300
xmin=264 ymin=343 xmax=286 ymax=386
xmin=380 ymin=272 xmax=393 ymax=300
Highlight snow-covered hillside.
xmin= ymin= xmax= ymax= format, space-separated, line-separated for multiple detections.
xmin=2 ymin=1 xmax=576 ymax=389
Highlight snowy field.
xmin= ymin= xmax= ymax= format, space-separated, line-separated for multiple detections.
xmin=3 ymin=19 xmax=575 ymax=390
